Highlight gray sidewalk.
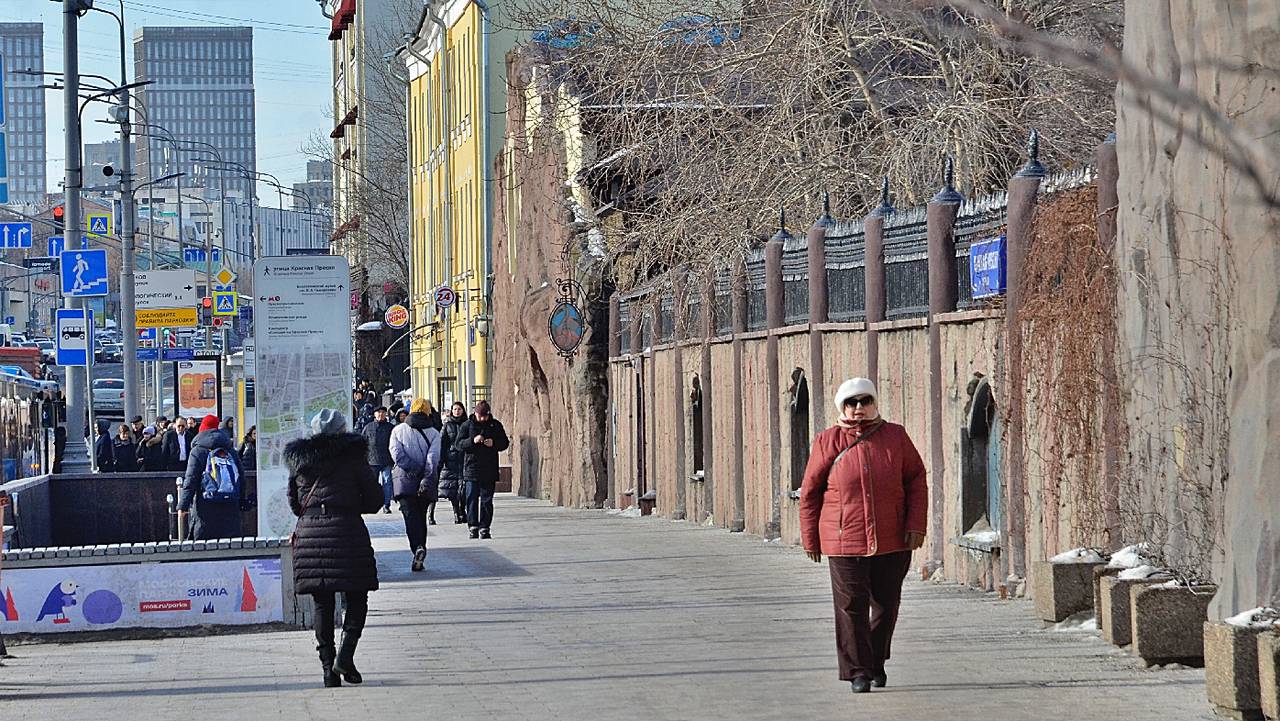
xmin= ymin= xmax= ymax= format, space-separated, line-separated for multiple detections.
xmin=0 ymin=496 xmax=1214 ymax=720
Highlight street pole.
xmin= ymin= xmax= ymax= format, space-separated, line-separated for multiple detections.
xmin=62 ymin=0 xmax=89 ymax=470
xmin=118 ymin=98 xmax=140 ymax=424
xmin=204 ymin=197 xmax=213 ymax=350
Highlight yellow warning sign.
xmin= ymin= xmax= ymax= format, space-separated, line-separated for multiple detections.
xmin=136 ymin=307 xmax=198 ymax=328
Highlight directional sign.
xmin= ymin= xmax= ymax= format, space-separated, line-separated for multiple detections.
xmin=86 ymin=213 xmax=111 ymax=237
xmin=162 ymin=347 xmax=194 ymax=362
xmin=60 ymin=248 xmax=109 ymax=297
xmin=138 ymin=348 xmax=160 ymax=362
xmin=135 ymin=269 xmax=197 ymax=310
xmin=434 ymin=285 xmax=457 ymax=309
xmin=23 ymin=256 xmax=58 ymax=274
xmin=56 ymin=308 xmax=93 ymax=366
xmin=47 ymin=236 xmax=64 ymax=258
xmin=0 ymin=222 xmax=31 ymax=248
xmin=212 ymin=291 xmax=237 ymax=316
xmin=137 ymin=307 xmax=198 ymax=328
xmin=183 ymin=247 xmax=222 ymax=264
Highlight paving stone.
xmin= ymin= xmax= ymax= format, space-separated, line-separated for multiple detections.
xmin=0 ymin=496 xmax=1217 ymax=721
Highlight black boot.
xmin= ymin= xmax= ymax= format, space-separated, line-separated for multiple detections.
xmin=333 ymin=632 xmax=363 ymax=684
xmin=850 ymin=676 xmax=871 ymax=694
xmin=871 ymin=671 xmax=887 ymax=688
xmin=318 ymin=644 xmax=341 ymax=687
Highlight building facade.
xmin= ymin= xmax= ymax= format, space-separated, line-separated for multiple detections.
xmin=0 ymin=23 xmax=47 ymax=206
xmin=133 ymin=26 xmax=257 ymax=203
xmin=400 ymin=0 xmax=519 ymax=407
xmin=293 ymin=159 xmax=333 ymax=213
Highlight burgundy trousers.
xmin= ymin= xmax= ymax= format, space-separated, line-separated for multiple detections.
xmin=827 ymin=550 xmax=913 ymax=680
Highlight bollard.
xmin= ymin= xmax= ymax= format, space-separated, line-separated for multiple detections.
xmin=166 ymin=492 xmax=178 ymax=541
xmin=174 ymin=477 xmax=188 ymax=542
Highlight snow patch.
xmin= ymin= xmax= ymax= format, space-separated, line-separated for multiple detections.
xmin=1107 ymin=543 xmax=1153 ymax=569
xmin=1051 ymin=611 xmax=1098 ymax=632
xmin=1050 ymin=548 xmax=1107 ymax=564
xmin=703 ymin=516 xmax=716 ymax=527
xmin=1225 ymin=607 xmax=1280 ymax=628
xmin=961 ymin=529 xmax=1000 ymax=544
xmin=1117 ymin=565 xmax=1170 ymax=580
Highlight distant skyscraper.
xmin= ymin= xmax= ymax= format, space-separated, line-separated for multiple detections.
xmin=293 ymin=159 xmax=333 ymax=214
xmin=133 ymin=26 xmax=256 ymax=203
xmin=0 ymin=23 xmax=48 ymax=205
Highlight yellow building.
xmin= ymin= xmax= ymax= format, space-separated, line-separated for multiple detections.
xmin=399 ymin=0 xmax=517 ymax=408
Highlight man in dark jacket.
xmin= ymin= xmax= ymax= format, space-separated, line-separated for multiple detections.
xmin=93 ymin=419 xmax=115 ymax=472
xmin=162 ymin=416 xmax=194 ymax=471
xmin=362 ymin=407 xmax=395 ymax=513
xmin=177 ymin=415 xmax=245 ymax=540
xmin=455 ymin=400 xmax=509 ymax=539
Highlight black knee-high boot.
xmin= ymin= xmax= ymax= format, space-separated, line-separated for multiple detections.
xmin=313 ymin=592 xmax=341 ymax=687
xmin=332 ymin=591 xmax=369 ymax=684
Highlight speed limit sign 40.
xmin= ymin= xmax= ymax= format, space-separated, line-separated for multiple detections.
xmin=434 ymin=285 xmax=457 ymax=309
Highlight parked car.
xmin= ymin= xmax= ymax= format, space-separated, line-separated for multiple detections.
xmin=91 ymin=378 xmax=125 ymax=416
xmin=34 ymin=339 xmax=55 ymax=364
xmin=96 ymin=342 xmax=123 ymax=364
xmin=0 ymin=364 xmax=58 ymax=393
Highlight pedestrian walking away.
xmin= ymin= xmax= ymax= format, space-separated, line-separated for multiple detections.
xmin=419 ymin=400 xmax=444 ymax=524
xmin=362 ymin=407 xmax=395 ymax=513
xmin=112 ymin=423 xmax=139 ymax=473
xmin=389 ymin=399 xmax=441 ymax=572
xmin=239 ymin=426 xmax=257 ymax=471
xmin=798 ymin=377 xmax=927 ymax=695
xmin=286 ymin=409 xmax=382 ymax=688
xmin=438 ymin=402 xmax=469 ymax=524
xmin=177 ymin=415 xmax=247 ymax=541
xmin=456 ymin=400 xmax=509 ymax=540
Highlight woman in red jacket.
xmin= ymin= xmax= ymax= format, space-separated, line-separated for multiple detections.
xmin=799 ymin=377 xmax=927 ymax=695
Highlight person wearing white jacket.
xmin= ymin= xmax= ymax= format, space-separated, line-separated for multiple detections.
xmin=389 ymin=399 xmax=441 ymax=572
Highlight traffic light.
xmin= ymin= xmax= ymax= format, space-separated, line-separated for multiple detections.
xmin=52 ymin=205 xmax=65 ymax=232
xmin=201 ymin=296 xmax=212 ymax=309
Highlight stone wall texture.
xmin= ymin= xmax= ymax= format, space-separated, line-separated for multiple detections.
xmin=1116 ymin=0 xmax=1280 ymax=616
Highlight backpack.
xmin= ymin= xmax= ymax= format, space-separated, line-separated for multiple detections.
xmin=201 ymin=447 xmax=242 ymax=503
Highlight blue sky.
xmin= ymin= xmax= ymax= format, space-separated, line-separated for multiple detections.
xmin=1 ymin=0 xmax=334 ymax=207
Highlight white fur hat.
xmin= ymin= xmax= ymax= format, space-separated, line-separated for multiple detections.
xmin=833 ymin=377 xmax=878 ymax=412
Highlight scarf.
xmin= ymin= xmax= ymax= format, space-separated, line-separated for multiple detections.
xmin=835 ymin=416 xmax=885 ymax=436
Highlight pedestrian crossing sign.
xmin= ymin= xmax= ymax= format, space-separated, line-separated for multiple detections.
xmin=212 ymin=291 xmax=237 ymax=316
xmin=86 ymin=214 xmax=111 ymax=237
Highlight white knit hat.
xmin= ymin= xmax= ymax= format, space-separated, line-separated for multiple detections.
xmin=833 ymin=377 xmax=878 ymax=412
xmin=310 ymin=408 xmax=348 ymax=435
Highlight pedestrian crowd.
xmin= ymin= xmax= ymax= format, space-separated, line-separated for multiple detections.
xmin=91 ymin=412 xmax=257 ymax=474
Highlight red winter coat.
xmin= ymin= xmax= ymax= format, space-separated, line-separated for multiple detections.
xmin=799 ymin=419 xmax=927 ymax=557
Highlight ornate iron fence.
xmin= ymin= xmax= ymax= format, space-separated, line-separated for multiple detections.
xmin=714 ymin=267 xmax=733 ymax=335
xmin=657 ymin=294 xmax=675 ymax=341
xmin=825 ymin=219 xmax=866 ymax=321
xmin=953 ymin=192 xmax=1008 ymax=309
xmin=746 ymin=247 xmax=767 ymax=331
xmin=883 ymin=207 xmax=929 ymax=318
xmin=617 ymin=300 xmax=631 ymax=352
xmin=781 ymin=233 xmax=809 ymax=325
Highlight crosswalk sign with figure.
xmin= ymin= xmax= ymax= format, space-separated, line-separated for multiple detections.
xmin=59 ymin=248 xmax=109 ymax=297
xmin=212 ymin=291 xmax=237 ymax=316
xmin=86 ymin=214 xmax=111 ymax=237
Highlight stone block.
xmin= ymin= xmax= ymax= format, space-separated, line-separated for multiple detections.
xmin=1205 ymin=621 xmax=1264 ymax=719
xmin=1130 ymin=584 xmax=1215 ymax=665
xmin=1033 ymin=560 xmax=1105 ymax=622
xmin=1100 ymin=575 xmax=1163 ymax=646
xmin=1094 ymin=566 xmax=1121 ymax=630
xmin=1259 ymin=631 xmax=1280 ymax=721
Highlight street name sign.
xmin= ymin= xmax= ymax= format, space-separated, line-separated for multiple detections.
xmin=969 ymin=234 xmax=1007 ymax=299
xmin=23 ymin=257 xmax=58 ymax=273
xmin=135 ymin=269 xmax=197 ymax=309
xmin=56 ymin=309 xmax=92 ymax=366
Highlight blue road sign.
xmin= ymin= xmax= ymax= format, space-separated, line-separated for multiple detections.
xmin=138 ymin=348 xmax=160 ymax=361
xmin=138 ymin=327 xmax=157 ymax=343
xmin=3 ymin=316 xmax=13 ymax=326
xmin=162 ymin=347 xmax=194 ymax=362
xmin=60 ymin=248 xmax=110 ymax=297
xmin=213 ymin=291 xmax=236 ymax=315
xmin=0 ymin=222 xmax=32 ymax=248
xmin=56 ymin=309 xmax=93 ymax=366
xmin=970 ymin=234 xmax=1007 ymax=299
xmin=86 ymin=214 xmax=109 ymax=236
xmin=47 ymin=236 xmax=63 ymax=257
xmin=182 ymin=247 xmax=222 ymax=264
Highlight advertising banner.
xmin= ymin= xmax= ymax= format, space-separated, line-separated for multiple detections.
xmin=177 ymin=360 xmax=219 ymax=418
xmin=253 ymin=255 xmax=353 ymax=537
xmin=0 ymin=558 xmax=283 ymax=634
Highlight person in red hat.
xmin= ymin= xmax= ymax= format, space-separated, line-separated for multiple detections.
xmin=177 ymin=414 xmax=247 ymax=540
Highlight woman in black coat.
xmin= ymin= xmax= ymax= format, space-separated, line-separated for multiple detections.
xmin=112 ymin=424 xmax=139 ymax=472
xmin=285 ymin=409 xmax=382 ymax=688
xmin=439 ymin=402 xmax=468 ymax=524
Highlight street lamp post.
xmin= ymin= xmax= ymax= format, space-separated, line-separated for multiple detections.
xmin=61 ymin=0 xmax=91 ymax=470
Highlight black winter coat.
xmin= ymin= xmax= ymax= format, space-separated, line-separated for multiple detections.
xmin=178 ymin=429 xmax=245 ymax=541
xmin=137 ymin=434 xmax=166 ymax=471
xmin=456 ymin=415 xmax=510 ymax=486
xmin=362 ymin=419 xmax=394 ymax=467
xmin=438 ymin=415 xmax=467 ymax=488
xmin=95 ymin=434 xmax=116 ymax=472
xmin=286 ymin=432 xmax=382 ymax=595
xmin=112 ymin=437 xmax=139 ymax=472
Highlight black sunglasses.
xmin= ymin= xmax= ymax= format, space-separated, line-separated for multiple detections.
xmin=846 ymin=396 xmax=875 ymax=408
